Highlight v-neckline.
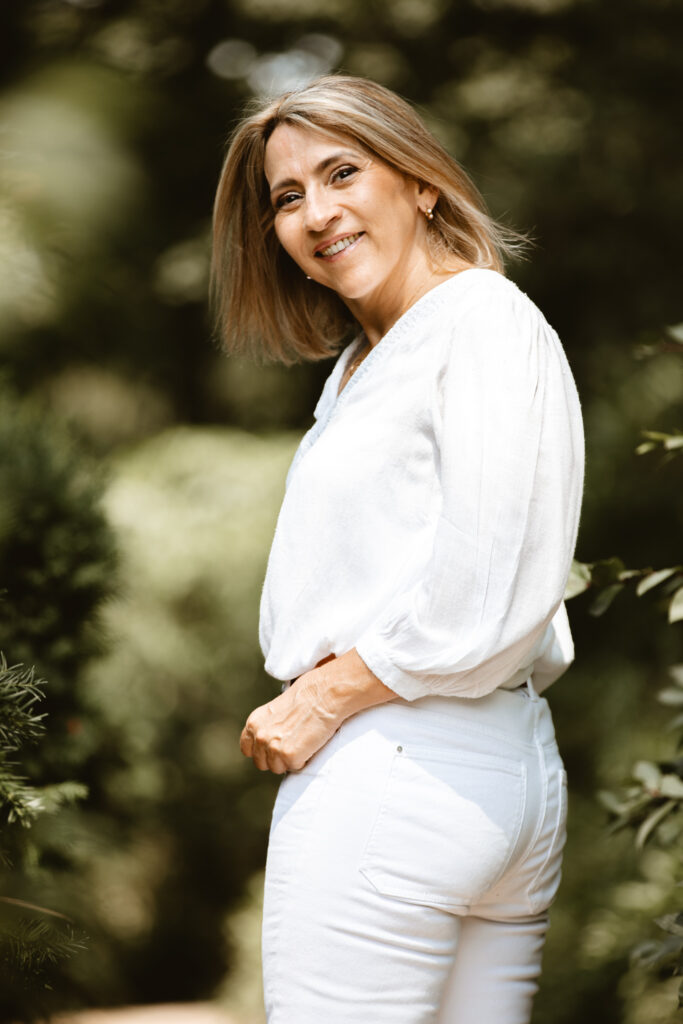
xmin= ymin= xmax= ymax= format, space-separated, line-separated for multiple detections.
xmin=334 ymin=267 xmax=484 ymax=403
xmin=287 ymin=267 xmax=490 ymax=488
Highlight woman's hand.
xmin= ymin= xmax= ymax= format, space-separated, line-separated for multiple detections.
xmin=239 ymin=669 xmax=342 ymax=774
xmin=240 ymin=649 xmax=395 ymax=774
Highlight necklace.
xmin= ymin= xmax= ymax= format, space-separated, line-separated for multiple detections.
xmin=347 ymin=340 xmax=370 ymax=378
xmin=338 ymin=338 xmax=371 ymax=396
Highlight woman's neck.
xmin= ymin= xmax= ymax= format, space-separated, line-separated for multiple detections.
xmin=345 ymin=258 xmax=472 ymax=348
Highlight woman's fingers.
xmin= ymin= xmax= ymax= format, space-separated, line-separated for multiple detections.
xmin=240 ymin=682 xmax=341 ymax=775
xmin=252 ymin=738 xmax=288 ymax=774
xmin=240 ymin=724 xmax=255 ymax=758
xmin=240 ymin=717 xmax=292 ymax=774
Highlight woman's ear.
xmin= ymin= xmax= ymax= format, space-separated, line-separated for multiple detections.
xmin=416 ymin=180 xmax=439 ymax=216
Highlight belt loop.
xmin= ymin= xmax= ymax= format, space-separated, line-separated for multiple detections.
xmin=524 ymin=675 xmax=539 ymax=701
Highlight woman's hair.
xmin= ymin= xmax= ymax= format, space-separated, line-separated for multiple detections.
xmin=211 ymin=74 xmax=529 ymax=364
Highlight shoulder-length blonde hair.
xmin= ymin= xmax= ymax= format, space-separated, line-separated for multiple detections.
xmin=211 ymin=74 xmax=528 ymax=364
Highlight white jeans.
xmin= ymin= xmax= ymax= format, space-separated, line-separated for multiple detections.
xmin=262 ymin=681 xmax=567 ymax=1024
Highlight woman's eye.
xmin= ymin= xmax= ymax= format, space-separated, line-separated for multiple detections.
xmin=275 ymin=192 xmax=301 ymax=210
xmin=333 ymin=165 xmax=358 ymax=183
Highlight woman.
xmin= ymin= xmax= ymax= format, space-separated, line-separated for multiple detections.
xmin=211 ymin=75 xmax=584 ymax=1024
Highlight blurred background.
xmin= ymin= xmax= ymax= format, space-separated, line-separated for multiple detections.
xmin=0 ymin=0 xmax=681 ymax=1021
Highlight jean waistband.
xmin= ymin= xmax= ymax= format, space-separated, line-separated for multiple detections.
xmin=282 ymin=677 xmax=558 ymax=752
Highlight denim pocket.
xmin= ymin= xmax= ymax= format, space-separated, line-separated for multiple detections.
xmin=358 ymin=745 xmax=526 ymax=912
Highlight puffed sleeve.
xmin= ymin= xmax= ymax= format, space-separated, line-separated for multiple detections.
xmin=354 ymin=279 xmax=585 ymax=700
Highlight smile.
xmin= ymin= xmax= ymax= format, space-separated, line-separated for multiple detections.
xmin=316 ymin=233 xmax=364 ymax=259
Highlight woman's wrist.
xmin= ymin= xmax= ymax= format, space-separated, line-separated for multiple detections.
xmin=304 ymin=648 xmax=396 ymax=724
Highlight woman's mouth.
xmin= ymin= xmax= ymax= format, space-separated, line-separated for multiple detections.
xmin=316 ymin=233 xmax=364 ymax=259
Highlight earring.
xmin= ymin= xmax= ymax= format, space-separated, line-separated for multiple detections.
xmin=424 ymin=207 xmax=434 ymax=221
xmin=306 ymin=275 xmax=312 ymax=280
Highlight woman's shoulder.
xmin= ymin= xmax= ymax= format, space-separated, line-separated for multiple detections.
xmin=428 ymin=267 xmax=571 ymax=392
xmin=440 ymin=267 xmax=541 ymax=317
xmin=437 ymin=267 xmax=558 ymax=345
xmin=392 ymin=268 xmax=523 ymax=353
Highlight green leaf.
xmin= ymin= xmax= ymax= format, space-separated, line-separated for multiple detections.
xmin=666 ymin=323 xmax=683 ymax=344
xmin=590 ymin=557 xmax=626 ymax=587
xmin=636 ymin=799 xmax=677 ymax=849
xmin=37 ymin=781 xmax=88 ymax=813
xmin=589 ymin=583 xmax=625 ymax=617
xmin=632 ymin=935 xmax=683 ymax=969
xmin=659 ymin=774 xmax=683 ymax=799
xmin=636 ymin=567 xmax=680 ymax=597
xmin=565 ymin=560 xmax=592 ymax=599
xmin=669 ymin=588 xmax=683 ymax=624
xmin=659 ymin=687 xmax=683 ymax=706
xmin=635 ymin=441 xmax=657 ymax=455
xmin=637 ymin=428 xmax=683 ymax=455
xmin=597 ymin=789 xmax=631 ymax=816
xmin=618 ymin=569 xmax=642 ymax=582
xmin=641 ymin=430 xmax=675 ymax=442
xmin=655 ymin=913 xmax=683 ymax=938
xmin=633 ymin=760 xmax=662 ymax=790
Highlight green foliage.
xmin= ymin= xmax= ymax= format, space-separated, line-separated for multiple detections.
xmin=567 ymin=338 xmax=683 ymax=1018
xmin=568 ymin=380 xmax=683 ymax=622
xmin=0 ymin=656 xmax=87 ymax=848
xmin=597 ymin=668 xmax=683 ymax=849
xmin=72 ymin=427 xmax=298 ymax=1004
xmin=632 ymin=912 xmax=683 ymax=1011
xmin=0 ymin=387 xmax=120 ymax=811
xmin=0 ymin=657 xmax=88 ymax=1023
xmin=636 ymin=431 xmax=683 ymax=459
xmin=568 ymin=557 xmax=683 ymax=622
xmin=596 ymin=666 xmax=683 ymax=1012
xmin=0 ymin=658 xmax=51 ymax=854
xmin=0 ymin=905 xmax=87 ymax=1024
xmin=0 ymin=660 xmax=45 ymax=754
xmin=0 ymin=389 xmax=118 ymax=1017
xmin=0 ymin=392 xmax=117 ymax=703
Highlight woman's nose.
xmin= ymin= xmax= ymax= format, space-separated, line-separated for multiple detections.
xmin=303 ymin=188 xmax=341 ymax=233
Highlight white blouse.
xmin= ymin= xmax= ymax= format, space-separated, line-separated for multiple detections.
xmin=259 ymin=268 xmax=585 ymax=701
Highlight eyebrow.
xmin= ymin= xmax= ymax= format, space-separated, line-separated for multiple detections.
xmin=269 ymin=151 xmax=361 ymax=196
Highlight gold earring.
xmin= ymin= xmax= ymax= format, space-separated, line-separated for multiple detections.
xmin=424 ymin=207 xmax=434 ymax=221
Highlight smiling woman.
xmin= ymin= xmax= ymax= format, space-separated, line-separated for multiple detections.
xmin=263 ymin=123 xmax=449 ymax=349
xmin=210 ymin=75 xmax=584 ymax=1024
xmin=210 ymin=74 xmax=528 ymax=363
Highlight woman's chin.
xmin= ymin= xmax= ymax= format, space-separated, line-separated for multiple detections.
xmin=321 ymin=273 xmax=379 ymax=305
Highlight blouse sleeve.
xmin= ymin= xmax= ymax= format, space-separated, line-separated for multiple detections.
xmin=354 ymin=280 xmax=585 ymax=701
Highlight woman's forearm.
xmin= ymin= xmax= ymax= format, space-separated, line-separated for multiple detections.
xmin=301 ymin=648 xmax=397 ymax=724
xmin=240 ymin=649 xmax=396 ymax=774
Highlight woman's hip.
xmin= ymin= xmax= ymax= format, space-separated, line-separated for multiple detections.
xmin=267 ymin=682 xmax=565 ymax=918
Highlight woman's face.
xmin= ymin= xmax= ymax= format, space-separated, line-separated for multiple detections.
xmin=264 ymin=123 xmax=435 ymax=305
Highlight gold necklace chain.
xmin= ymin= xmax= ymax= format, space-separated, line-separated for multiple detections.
xmin=347 ymin=340 xmax=370 ymax=378
xmin=338 ymin=339 xmax=371 ymax=395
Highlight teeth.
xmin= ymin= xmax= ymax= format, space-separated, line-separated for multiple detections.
xmin=320 ymin=233 xmax=360 ymax=257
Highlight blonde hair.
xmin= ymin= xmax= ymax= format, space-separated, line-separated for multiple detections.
xmin=211 ymin=75 xmax=529 ymax=364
